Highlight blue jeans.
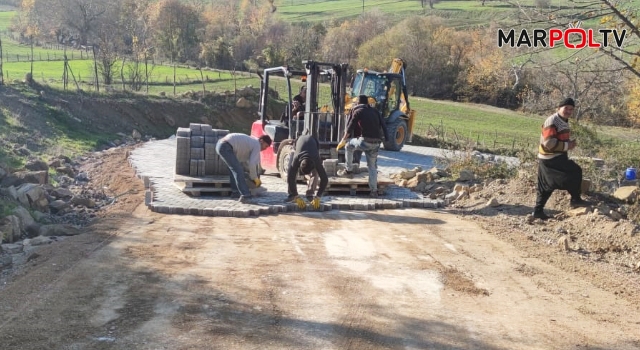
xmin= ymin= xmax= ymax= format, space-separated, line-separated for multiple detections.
xmin=216 ymin=141 xmax=251 ymax=197
xmin=345 ymin=138 xmax=380 ymax=191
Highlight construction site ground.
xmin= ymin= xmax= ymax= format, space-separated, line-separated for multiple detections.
xmin=1 ymin=143 xmax=640 ymax=349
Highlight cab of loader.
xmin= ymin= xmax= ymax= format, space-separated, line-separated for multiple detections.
xmin=348 ymin=58 xmax=416 ymax=151
xmin=251 ymin=60 xmax=350 ymax=180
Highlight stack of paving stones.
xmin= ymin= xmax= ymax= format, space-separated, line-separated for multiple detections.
xmin=323 ymin=159 xmax=338 ymax=176
xmin=175 ymin=127 xmax=191 ymax=175
xmin=175 ymin=123 xmax=229 ymax=176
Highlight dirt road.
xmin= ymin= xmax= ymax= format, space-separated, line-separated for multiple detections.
xmin=1 ymin=200 xmax=639 ymax=349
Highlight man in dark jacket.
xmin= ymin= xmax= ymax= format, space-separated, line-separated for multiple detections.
xmin=280 ymin=86 xmax=306 ymax=124
xmin=337 ymin=95 xmax=389 ymax=197
xmin=285 ymin=134 xmax=328 ymax=210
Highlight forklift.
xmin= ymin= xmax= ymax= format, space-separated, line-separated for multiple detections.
xmin=250 ymin=60 xmax=350 ymax=181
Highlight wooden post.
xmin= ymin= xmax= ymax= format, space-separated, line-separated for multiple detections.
xmin=145 ymin=51 xmax=149 ymax=94
xmin=120 ymin=56 xmax=126 ymax=91
xmin=92 ymin=45 xmax=99 ymax=92
xmin=199 ymin=67 xmax=205 ymax=95
xmin=0 ymin=36 xmax=3 ymax=85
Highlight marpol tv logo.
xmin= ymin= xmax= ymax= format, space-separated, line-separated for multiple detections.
xmin=497 ymin=22 xmax=627 ymax=49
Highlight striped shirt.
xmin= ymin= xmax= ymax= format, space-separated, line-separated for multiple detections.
xmin=220 ymin=133 xmax=261 ymax=180
xmin=538 ymin=113 xmax=571 ymax=160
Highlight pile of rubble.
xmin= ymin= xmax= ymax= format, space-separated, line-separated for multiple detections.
xmin=0 ymin=141 xmax=140 ymax=269
xmin=389 ymin=165 xmax=483 ymax=204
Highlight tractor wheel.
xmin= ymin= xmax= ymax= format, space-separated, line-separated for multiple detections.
xmin=383 ymin=119 xmax=408 ymax=151
xmin=277 ymin=143 xmax=295 ymax=182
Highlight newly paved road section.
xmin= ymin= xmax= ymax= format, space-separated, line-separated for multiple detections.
xmin=129 ymin=138 xmax=452 ymax=217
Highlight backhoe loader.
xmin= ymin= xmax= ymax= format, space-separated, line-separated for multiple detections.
xmin=348 ymin=58 xmax=416 ymax=151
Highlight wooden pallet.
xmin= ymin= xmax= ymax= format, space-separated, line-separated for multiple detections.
xmin=324 ymin=174 xmax=394 ymax=196
xmin=174 ymin=174 xmax=232 ymax=197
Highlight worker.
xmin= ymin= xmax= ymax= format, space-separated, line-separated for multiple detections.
xmin=337 ymin=95 xmax=388 ymax=198
xmin=346 ymin=100 xmax=364 ymax=165
xmin=216 ymin=133 xmax=272 ymax=204
xmin=533 ymin=97 xmax=590 ymax=220
xmin=281 ymin=86 xmax=306 ymax=123
xmin=285 ymin=134 xmax=328 ymax=210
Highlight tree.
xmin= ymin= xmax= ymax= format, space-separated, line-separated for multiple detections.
xmin=147 ymin=0 xmax=202 ymax=63
xmin=510 ymin=0 xmax=639 ymax=79
xmin=357 ymin=16 xmax=471 ymax=99
xmin=320 ymin=10 xmax=388 ymax=65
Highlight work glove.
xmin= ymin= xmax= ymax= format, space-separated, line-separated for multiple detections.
xmin=253 ymin=178 xmax=262 ymax=187
xmin=311 ymin=196 xmax=321 ymax=210
xmin=336 ymin=139 xmax=347 ymax=151
xmin=294 ymin=196 xmax=307 ymax=210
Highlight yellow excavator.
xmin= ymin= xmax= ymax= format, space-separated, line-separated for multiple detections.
xmin=346 ymin=58 xmax=416 ymax=151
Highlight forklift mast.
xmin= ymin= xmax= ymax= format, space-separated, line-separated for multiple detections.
xmin=299 ymin=60 xmax=349 ymax=160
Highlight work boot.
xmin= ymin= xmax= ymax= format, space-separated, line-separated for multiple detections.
xmin=369 ymin=191 xmax=378 ymax=198
xmin=569 ymin=198 xmax=592 ymax=208
xmin=230 ymin=192 xmax=240 ymax=199
xmin=337 ymin=169 xmax=353 ymax=178
xmin=239 ymin=195 xmax=255 ymax=204
xmin=532 ymin=210 xmax=551 ymax=220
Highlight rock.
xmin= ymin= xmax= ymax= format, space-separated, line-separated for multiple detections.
xmin=400 ymin=170 xmax=416 ymax=180
xmin=613 ymin=186 xmax=637 ymax=202
xmin=39 ymin=224 xmax=80 ymax=236
xmin=415 ymin=181 xmax=428 ymax=192
xmin=406 ymin=177 xmax=420 ymax=189
xmin=0 ymin=215 xmax=22 ymax=243
xmin=581 ymin=179 xmax=592 ymax=194
xmin=23 ymin=236 xmax=52 ymax=246
xmin=558 ymin=236 xmax=570 ymax=251
xmin=16 ymin=183 xmax=49 ymax=212
xmin=445 ymin=190 xmax=459 ymax=201
xmin=55 ymin=165 xmax=76 ymax=176
xmin=71 ymin=196 xmax=96 ymax=208
xmin=25 ymin=159 xmax=49 ymax=171
xmin=12 ymin=206 xmax=35 ymax=229
xmin=48 ymin=159 xmax=62 ymax=168
xmin=1 ymin=243 xmax=23 ymax=254
xmin=75 ymin=172 xmax=90 ymax=182
xmin=568 ymin=207 xmax=590 ymax=217
xmin=428 ymin=167 xmax=448 ymax=178
xmin=0 ymin=185 xmax=18 ymax=200
xmin=1 ymin=170 xmax=48 ymax=187
xmin=132 ymin=129 xmax=142 ymax=140
xmin=487 ymin=198 xmax=500 ymax=207
xmin=458 ymin=169 xmax=474 ymax=181
xmin=49 ymin=200 xmax=71 ymax=214
xmin=51 ymin=187 xmax=74 ymax=199
xmin=456 ymin=191 xmax=469 ymax=201
xmin=235 ymin=97 xmax=252 ymax=108
xmin=609 ymin=210 xmax=623 ymax=221
xmin=0 ymin=166 xmax=7 ymax=180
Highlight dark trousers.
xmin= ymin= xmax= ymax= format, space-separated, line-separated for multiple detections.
xmin=216 ymin=141 xmax=251 ymax=197
xmin=535 ymin=153 xmax=582 ymax=212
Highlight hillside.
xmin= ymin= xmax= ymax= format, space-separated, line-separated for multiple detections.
xmin=0 ymin=82 xmax=257 ymax=170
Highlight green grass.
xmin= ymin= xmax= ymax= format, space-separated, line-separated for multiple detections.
xmin=0 ymin=9 xmax=13 ymax=31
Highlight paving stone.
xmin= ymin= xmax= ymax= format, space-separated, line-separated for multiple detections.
xmin=128 ymin=138 xmax=497 ymax=218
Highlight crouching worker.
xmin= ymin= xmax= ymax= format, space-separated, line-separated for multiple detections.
xmin=533 ymin=97 xmax=590 ymax=220
xmin=216 ymin=133 xmax=272 ymax=204
xmin=285 ymin=134 xmax=328 ymax=210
